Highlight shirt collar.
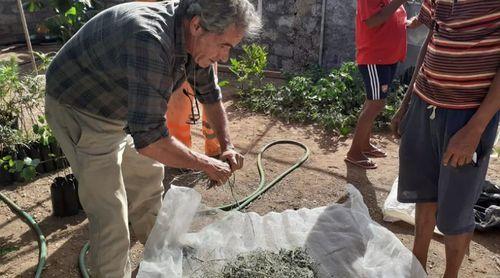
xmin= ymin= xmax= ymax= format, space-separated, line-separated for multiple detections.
xmin=173 ymin=5 xmax=188 ymax=63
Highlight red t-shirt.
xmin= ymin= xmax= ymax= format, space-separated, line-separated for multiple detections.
xmin=356 ymin=0 xmax=407 ymax=65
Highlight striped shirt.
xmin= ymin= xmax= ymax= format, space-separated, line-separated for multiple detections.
xmin=414 ymin=0 xmax=500 ymax=109
xmin=45 ymin=2 xmax=221 ymax=149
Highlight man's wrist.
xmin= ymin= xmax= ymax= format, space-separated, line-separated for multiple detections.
xmin=464 ymin=119 xmax=486 ymax=136
xmin=192 ymin=151 xmax=211 ymax=171
xmin=222 ymin=144 xmax=235 ymax=152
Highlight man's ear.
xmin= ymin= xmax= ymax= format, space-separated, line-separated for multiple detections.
xmin=189 ymin=16 xmax=204 ymax=36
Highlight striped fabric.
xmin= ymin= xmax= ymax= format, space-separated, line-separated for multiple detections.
xmin=368 ymin=65 xmax=382 ymax=100
xmin=415 ymin=0 xmax=500 ymax=109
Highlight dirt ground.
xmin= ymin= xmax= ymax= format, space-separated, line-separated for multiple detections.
xmin=1 ymin=47 xmax=499 ymax=277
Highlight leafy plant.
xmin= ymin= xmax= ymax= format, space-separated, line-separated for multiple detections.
xmin=229 ymin=43 xmax=268 ymax=94
xmin=0 ymin=59 xmax=51 ymax=182
xmin=0 ymin=59 xmax=21 ymax=124
xmin=0 ymin=155 xmax=40 ymax=181
xmin=33 ymin=51 xmax=56 ymax=72
xmin=24 ymin=0 xmax=103 ymax=42
xmin=0 ymin=125 xmax=25 ymax=152
xmin=33 ymin=115 xmax=56 ymax=146
xmin=229 ymin=45 xmax=405 ymax=135
xmin=0 ymin=58 xmax=44 ymax=146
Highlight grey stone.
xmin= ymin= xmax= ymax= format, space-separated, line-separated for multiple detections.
xmin=266 ymin=2 xmax=278 ymax=13
xmin=273 ymin=44 xmax=294 ymax=58
xmin=304 ymin=17 xmax=319 ymax=33
xmin=262 ymin=29 xmax=278 ymax=41
xmin=0 ymin=14 xmax=18 ymax=25
xmin=276 ymin=15 xmax=294 ymax=29
xmin=281 ymin=58 xmax=295 ymax=72
xmin=267 ymin=55 xmax=279 ymax=69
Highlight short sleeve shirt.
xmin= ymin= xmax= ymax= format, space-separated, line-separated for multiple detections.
xmin=356 ymin=0 xmax=408 ymax=65
xmin=413 ymin=0 xmax=500 ymax=109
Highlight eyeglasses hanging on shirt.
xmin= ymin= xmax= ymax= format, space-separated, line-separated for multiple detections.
xmin=182 ymin=88 xmax=200 ymax=125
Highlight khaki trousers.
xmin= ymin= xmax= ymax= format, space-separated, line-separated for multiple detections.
xmin=45 ymin=95 xmax=164 ymax=277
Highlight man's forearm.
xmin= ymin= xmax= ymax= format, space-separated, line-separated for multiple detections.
xmin=138 ymin=135 xmax=210 ymax=170
xmin=203 ymin=101 xmax=234 ymax=151
xmin=465 ymin=68 xmax=500 ymax=135
xmin=365 ymin=0 xmax=407 ymax=28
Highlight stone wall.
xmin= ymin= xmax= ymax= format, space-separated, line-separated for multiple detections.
xmin=0 ymin=0 xmax=53 ymax=45
xmin=322 ymin=0 xmax=357 ymax=69
xmin=0 ymin=0 xmax=125 ymax=46
xmin=254 ymin=0 xmax=322 ymax=71
xmin=0 ymin=0 xmax=424 ymax=73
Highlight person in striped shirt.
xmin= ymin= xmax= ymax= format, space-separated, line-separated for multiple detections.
xmin=392 ymin=0 xmax=500 ymax=276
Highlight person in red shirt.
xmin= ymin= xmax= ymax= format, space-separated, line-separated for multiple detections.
xmin=345 ymin=0 xmax=408 ymax=169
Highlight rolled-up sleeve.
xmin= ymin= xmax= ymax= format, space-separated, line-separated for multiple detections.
xmin=121 ymin=31 xmax=173 ymax=149
xmin=417 ymin=0 xmax=434 ymax=29
xmin=188 ymin=64 xmax=222 ymax=104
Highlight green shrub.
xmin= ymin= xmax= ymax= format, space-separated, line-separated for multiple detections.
xmin=0 ymin=59 xmax=52 ymax=181
xmin=229 ymin=44 xmax=406 ymax=135
xmin=229 ymin=43 xmax=267 ymax=94
xmin=24 ymin=0 xmax=103 ymax=42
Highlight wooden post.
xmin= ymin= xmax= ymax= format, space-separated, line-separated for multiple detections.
xmin=16 ymin=0 xmax=38 ymax=74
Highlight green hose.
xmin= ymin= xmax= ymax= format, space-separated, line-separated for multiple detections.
xmin=0 ymin=192 xmax=47 ymax=278
xmin=79 ymin=242 xmax=90 ymax=278
xmin=78 ymin=140 xmax=310 ymax=277
xmin=217 ymin=140 xmax=310 ymax=211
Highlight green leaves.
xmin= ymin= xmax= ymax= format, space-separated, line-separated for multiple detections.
xmin=218 ymin=80 xmax=230 ymax=88
xmin=0 ymin=155 xmax=40 ymax=181
xmin=33 ymin=116 xmax=56 ymax=146
xmin=227 ymin=45 xmax=406 ymax=134
xmin=24 ymin=0 xmax=102 ymax=43
xmin=230 ymin=44 xmax=268 ymax=94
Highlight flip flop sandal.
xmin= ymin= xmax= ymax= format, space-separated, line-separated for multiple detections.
xmin=344 ymin=156 xmax=378 ymax=169
xmin=362 ymin=148 xmax=387 ymax=158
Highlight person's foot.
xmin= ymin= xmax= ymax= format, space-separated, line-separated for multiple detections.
xmin=344 ymin=152 xmax=377 ymax=169
xmin=362 ymin=144 xmax=387 ymax=158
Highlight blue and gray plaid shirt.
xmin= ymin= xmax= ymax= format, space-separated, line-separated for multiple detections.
xmin=46 ymin=2 xmax=221 ymax=149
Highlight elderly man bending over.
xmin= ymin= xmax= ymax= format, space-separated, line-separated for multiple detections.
xmin=44 ymin=0 xmax=261 ymax=276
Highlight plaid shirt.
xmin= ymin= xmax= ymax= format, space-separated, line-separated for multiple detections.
xmin=45 ymin=2 xmax=221 ymax=149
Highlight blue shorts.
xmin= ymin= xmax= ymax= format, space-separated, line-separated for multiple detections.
xmin=358 ymin=63 xmax=398 ymax=100
xmin=397 ymin=94 xmax=499 ymax=235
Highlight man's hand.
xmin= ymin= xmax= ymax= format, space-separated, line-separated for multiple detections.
xmin=203 ymin=157 xmax=232 ymax=185
xmin=406 ymin=16 xmax=422 ymax=29
xmin=220 ymin=148 xmax=244 ymax=171
xmin=364 ymin=0 xmax=408 ymax=28
xmin=442 ymin=125 xmax=482 ymax=168
xmin=391 ymin=105 xmax=408 ymax=139
xmin=391 ymin=85 xmax=413 ymax=139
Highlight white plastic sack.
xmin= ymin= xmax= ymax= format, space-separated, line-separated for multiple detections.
xmin=138 ymin=184 xmax=426 ymax=278
xmin=383 ymin=178 xmax=442 ymax=235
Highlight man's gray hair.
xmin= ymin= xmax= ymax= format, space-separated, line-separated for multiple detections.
xmin=178 ymin=0 xmax=261 ymax=38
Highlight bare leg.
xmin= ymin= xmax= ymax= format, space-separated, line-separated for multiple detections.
xmin=346 ymin=99 xmax=386 ymax=165
xmin=443 ymin=232 xmax=473 ymax=278
xmin=413 ymin=202 xmax=437 ymax=271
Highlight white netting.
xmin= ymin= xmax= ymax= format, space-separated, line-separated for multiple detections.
xmin=138 ymin=184 xmax=426 ymax=278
